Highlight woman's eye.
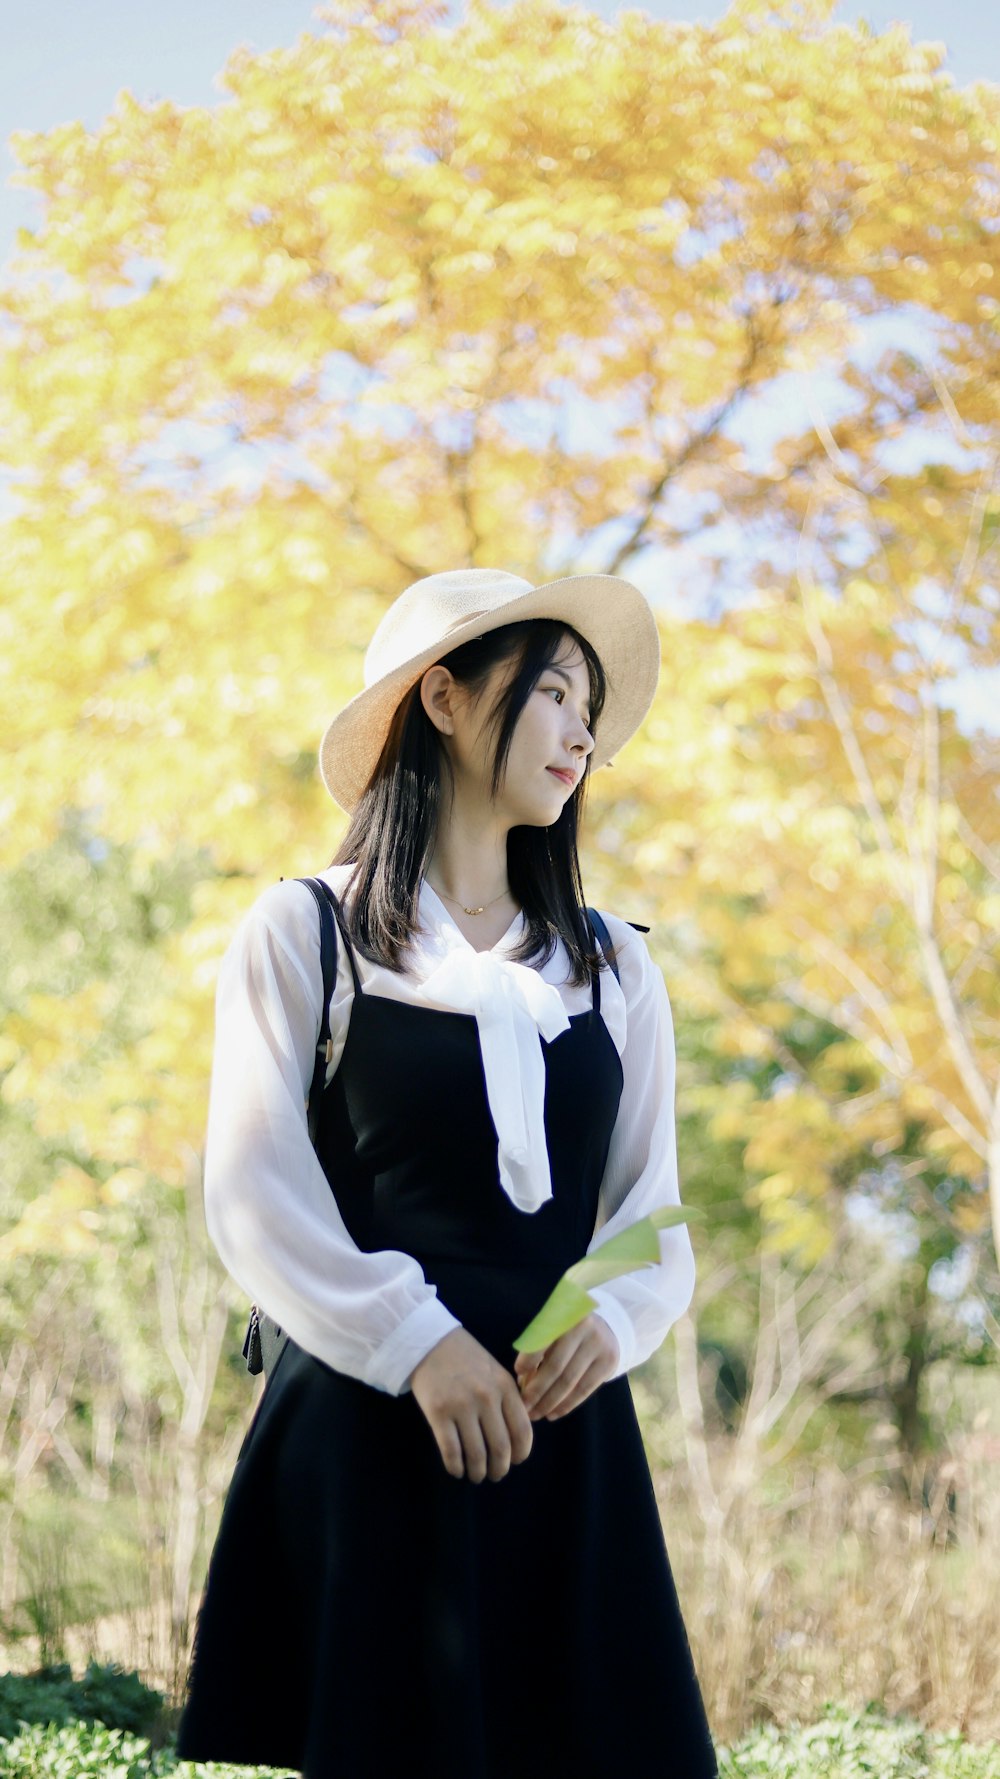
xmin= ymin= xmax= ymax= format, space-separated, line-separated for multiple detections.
xmin=542 ymin=685 xmax=593 ymax=728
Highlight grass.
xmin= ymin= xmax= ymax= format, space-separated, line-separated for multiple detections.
xmin=638 ymin=1435 xmax=1000 ymax=1747
xmin=2 ymin=1413 xmax=998 ymax=1768
xmin=16 ymin=1449 xmax=996 ymax=1755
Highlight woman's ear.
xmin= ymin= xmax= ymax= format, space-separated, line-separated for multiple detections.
xmin=419 ymin=665 xmax=458 ymax=737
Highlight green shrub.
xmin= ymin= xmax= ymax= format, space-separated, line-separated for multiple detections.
xmin=717 ymin=1702 xmax=1000 ymax=1778
xmin=2 ymin=1699 xmax=999 ymax=1777
xmin=0 ymin=1720 xmax=152 ymax=1777
xmin=0 ymin=1718 xmax=291 ymax=1776
xmin=0 ymin=1662 xmax=163 ymax=1741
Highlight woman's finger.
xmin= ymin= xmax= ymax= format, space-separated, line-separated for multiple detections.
xmin=501 ymin=1379 xmax=534 ymax=1466
xmin=518 ymin=1327 xmax=583 ymax=1398
xmin=454 ymin=1408 xmax=489 ymax=1485
xmin=514 ymin=1348 xmax=545 ymax=1384
xmin=478 ymin=1396 xmax=514 ymax=1482
xmin=525 ymin=1338 xmax=594 ymax=1420
xmin=516 ymin=1330 xmax=587 ymax=1408
xmin=545 ymin=1357 xmax=607 ymax=1421
xmin=435 ymin=1417 xmax=466 ymax=1480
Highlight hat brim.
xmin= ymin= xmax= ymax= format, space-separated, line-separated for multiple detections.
xmin=319 ymin=573 xmax=660 ymax=812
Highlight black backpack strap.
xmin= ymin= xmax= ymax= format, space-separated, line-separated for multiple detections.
xmin=243 ymin=874 xmax=341 ymax=1379
xmin=585 ymin=906 xmax=652 ymax=987
xmin=293 ymin=876 xmax=341 ymax=1146
xmin=585 ymin=905 xmax=620 ymax=983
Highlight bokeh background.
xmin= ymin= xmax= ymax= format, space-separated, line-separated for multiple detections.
xmin=1 ymin=0 xmax=998 ymax=1761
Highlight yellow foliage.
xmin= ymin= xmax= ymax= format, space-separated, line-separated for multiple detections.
xmin=0 ymin=0 xmax=996 ymax=1263
xmin=0 ymin=1166 xmax=102 ymax=1259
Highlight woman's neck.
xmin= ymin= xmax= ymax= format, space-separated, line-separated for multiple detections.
xmin=424 ymin=803 xmax=512 ymax=912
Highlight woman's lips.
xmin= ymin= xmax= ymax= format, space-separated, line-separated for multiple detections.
xmin=547 ymin=767 xmax=575 ymax=786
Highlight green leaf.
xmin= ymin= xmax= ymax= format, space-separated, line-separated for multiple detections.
xmin=512 ymin=1278 xmax=597 ymax=1352
xmin=565 ymin=1219 xmax=661 ymax=1287
xmin=650 ymin=1203 xmax=705 ymax=1229
xmin=512 ymin=1205 xmax=705 ymax=1352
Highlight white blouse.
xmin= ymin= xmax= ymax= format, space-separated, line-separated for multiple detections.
xmin=203 ymin=864 xmax=696 ymax=1397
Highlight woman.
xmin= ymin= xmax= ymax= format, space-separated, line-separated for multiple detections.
xmin=176 ymin=567 xmax=718 ymax=1779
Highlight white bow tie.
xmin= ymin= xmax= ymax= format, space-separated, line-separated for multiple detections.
xmin=419 ymin=938 xmax=571 ymax=1213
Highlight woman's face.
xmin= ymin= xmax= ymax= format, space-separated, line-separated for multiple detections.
xmin=435 ymin=636 xmax=596 ymax=829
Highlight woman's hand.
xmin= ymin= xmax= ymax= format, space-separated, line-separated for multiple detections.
xmin=513 ymin=1313 xmax=619 ymax=1421
xmin=409 ymin=1327 xmax=534 ymax=1484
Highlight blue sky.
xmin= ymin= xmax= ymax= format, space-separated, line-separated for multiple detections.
xmin=2 ymin=0 xmax=997 ymax=733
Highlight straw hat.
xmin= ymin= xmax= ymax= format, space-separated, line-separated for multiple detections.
xmin=318 ymin=567 xmax=661 ymax=811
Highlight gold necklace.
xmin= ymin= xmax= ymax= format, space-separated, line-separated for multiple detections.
xmin=431 ymin=883 xmax=512 ymax=917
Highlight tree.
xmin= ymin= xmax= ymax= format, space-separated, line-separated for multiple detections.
xmin=2 ymin=0 xmax=999 ymax=1698
xmin=0 ymin=0 xmax=997 ymax=1379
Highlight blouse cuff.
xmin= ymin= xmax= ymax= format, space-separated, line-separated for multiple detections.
xmin=363 ymin=1295 xmax=463 ymax=1397
xmin=587 ymin=1288 xmax=637 ymax=1379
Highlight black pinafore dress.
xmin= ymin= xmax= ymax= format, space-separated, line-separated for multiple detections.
xmin=177 ymin=903 xmax=717 ymax=1779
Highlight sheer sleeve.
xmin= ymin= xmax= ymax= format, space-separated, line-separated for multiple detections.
xmin=202 ymin=880 xmax=462 ymax=1395
xmin=585 ymin=914 xmax=696 ymax=1378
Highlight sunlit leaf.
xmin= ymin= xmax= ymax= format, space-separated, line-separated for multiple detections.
xmin=564 ymin=1221 xmax=661 ymax=1287
xmin=513 ymin=1279 xmax=597 ymax=1354
xmin=514 ymin=1207 xmax=705 ymax=1349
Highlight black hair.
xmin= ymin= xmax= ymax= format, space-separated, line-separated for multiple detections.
xmin=328 ymin=617 xmax=617 ymax=986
